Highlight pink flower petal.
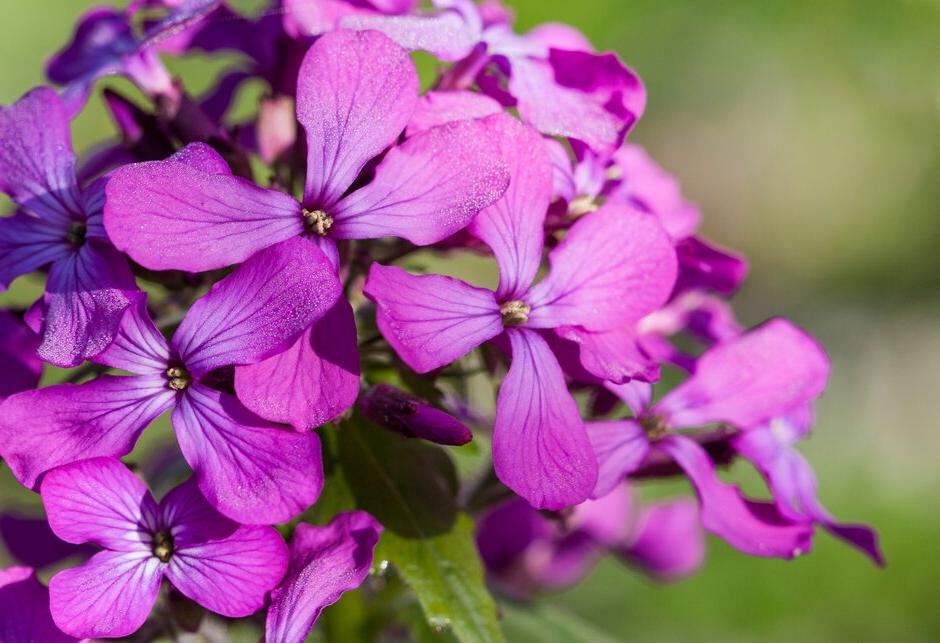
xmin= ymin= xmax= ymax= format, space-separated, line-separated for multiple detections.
xmin=526 ymin=204 xmax=677 ymax=331
xmin=364 ymin=263 xmax=502 ymax=373
xmin=405 ymin=90 xmax=502 ymax=136
xmin=546 ymin=48 xmax=645 ymax=144
xmin=555 ymin=325 xmax=659 ymax=384
xmin=508 ymin=56 xmax=634 ymax=155
xmin=104 ymin=147 xmax=301 ymax=272
xmin=468 ymin=114 xmax=551 ymax=300
xmin=660 ymin=435 xmax=813 ymax=559
xmin=297 ymin=29 xmax=418 ymax=208
xmin=586 ymin=419 xmax=651 ymax=499
xmin=168 ymin=140 xmax=234 ymax=175
xmin=49 ymin=550 xmax=162 ymax=639
xmin=734 ymin=423 xmax=884 ymax=565
xmin=618 ymin=498 xmax=705 ymax=581
xmin=161 ymin=480 xmax=289 ymax=617
xmin=655 ymin=319 xmax=830 ymax=430
xmin=493 ymin=328 xmax=596 ymax=509
xmin=235 ymin=299 xmax=360 ymax=431
xmin=611 ymin=144 xmax=701 ymax=240
xmin=172 ymin=384 xmax=324 ymax=524
xmin=283 ymin=0 xmax=375 ymax=37
xmin=266 ymin=512 xmax=382 ymax=643
xmin=331 ymin=116 xmax=510 ymax=244
xmin=341 ymin=4 xmax=482 ymax=62
xmin=41 ymin=457 xmax=158 ymax=552
xmin=0 ymin=375 xmax=175 ymax=489
xmin=94 ymin=296 xmax=171 ymax=375
xmin=39 ymin=242 xmax=137 ymax=367
xmin=173 ymin=237 xmax=341 ymax=377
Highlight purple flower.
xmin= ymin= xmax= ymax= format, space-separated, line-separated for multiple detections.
xmin=476 ymin=484 xmax=704 ymax=598
xmin=0 ymin=311 xmax=42 ymax=401
xmin=341 ymin=2 xmax=645 ymax=153
xmin=266 ymin=511 xmax=383 ymax=643
xmin=364 ymin=114 xmax=678 ymax=509
xmin=553 ymin=142 xmax=748 ymax=296
xmin=0 ymin=566 xmax=80 ymax=643
xmin=589 ymin=319 xmax=831 ymax=558
xmin=0 ymin=87 xmax=137 ymax=367
xmin=0 ymin=232 xmax=340 ymax=523
xmin=359 ymin=383 xmax=473 ymax=446
xmin=40 ymin=457 xmax=287 ymax=639
xmin=46 ymin=1 xmax=220 ymax=112
xmin=104 ymin=29 xmax=509 ymax=431
xmin=733 ymin=408 xmax=884 ymax=565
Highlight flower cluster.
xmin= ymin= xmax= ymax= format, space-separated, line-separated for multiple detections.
xmin=0 ymin=0 xmax=881 ymax=640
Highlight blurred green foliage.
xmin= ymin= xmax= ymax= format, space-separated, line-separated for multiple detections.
xmin=1 ymin=1 xmax=938 ymax=641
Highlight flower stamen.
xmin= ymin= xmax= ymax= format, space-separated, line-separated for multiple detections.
xmin=152 ymin=530 xmax=174 ymax=563
xmin=500 ymin=300 xmax=530 ymax=327
xmin=302 ymin=208 xmax=333 ymax=236
xmin=165 ymin=366 xmax=192 ymax=391
xmin=640 ymin=414 xmax=669 ymax=441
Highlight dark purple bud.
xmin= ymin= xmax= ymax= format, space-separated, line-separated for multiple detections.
xmin=359 ymin=384 xmax=472 ymax=446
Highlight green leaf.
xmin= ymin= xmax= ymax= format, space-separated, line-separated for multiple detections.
xmin=340 ymin=416 xmax=504 ymax=643
xmin=500 ymin=602 xmax=621 ymax=643
xmin=379 ymin=515 xmax=501 ymax=643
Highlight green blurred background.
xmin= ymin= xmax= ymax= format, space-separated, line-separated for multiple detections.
xmin=1 ymin=1 xmax=939 ymax=641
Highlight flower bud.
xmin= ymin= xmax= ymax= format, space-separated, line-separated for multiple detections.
xmin=358 ymin=384 xmax=472 ymax=446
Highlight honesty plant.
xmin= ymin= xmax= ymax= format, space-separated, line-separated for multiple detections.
xmin=0 ymin=0 xmax=881 ymax=640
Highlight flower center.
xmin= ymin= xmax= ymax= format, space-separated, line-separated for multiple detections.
xmin=66 ymin=222 xmax=87 ymax=246
xmin=640 ymin=414 xmax=669 ymax=441
xmin=302 ymin=208 xmax=333 ymax=236
xmin=152 ymin=530 xmax=174 ymax=563
xmin=500 ymin=300 xmax=530 ymax=327
xmin=568 ymin=195 xmax=599 ymax=217
xmin=165 ymin=366 xmax=192 ymax=391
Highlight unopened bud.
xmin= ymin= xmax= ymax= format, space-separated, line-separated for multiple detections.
xmin=359 ymin=384 xmax=472 ymax=446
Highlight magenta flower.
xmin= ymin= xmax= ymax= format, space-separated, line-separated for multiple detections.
xmin=0 ymin=87 xmax=137 ymax=367
xmin=103 ymin=29 xmax=509 ymax=431
xmin=733 ymin=407 xmax=884 ymax=565
xmin=341 ymin=2 xmax=645 ymax=153
xmin=476 ymin=484 xmax=704 ymax=598
xmin=359 ymin=383 xmax=473 ymax=446
xmin=365 ymin=114 xmax=677 ymax=508
xmin=266 ymin=511 xmax=383 ymax=643
xmin=589 ymin=319 xmax=833 ymax=558
xmin=0 ymin=311 xmax=42 ymax=401
xmin=553 ymin=141 xmax=749 ymax=296
xmin=0 ymin=232 xmax=340 ymax=523
xmin=40 ymin=457 xmax=287 ymax=639
xmin=0 ymin=566 xmax=79 ymax=643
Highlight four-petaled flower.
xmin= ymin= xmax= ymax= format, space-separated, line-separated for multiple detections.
xmin=365 ymin=113 xmax=678 ymax=508
xmin=0 ymin=229 xmax=341 ymax=524
xmin=40 ymin=457 xmax=288 ymax=639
